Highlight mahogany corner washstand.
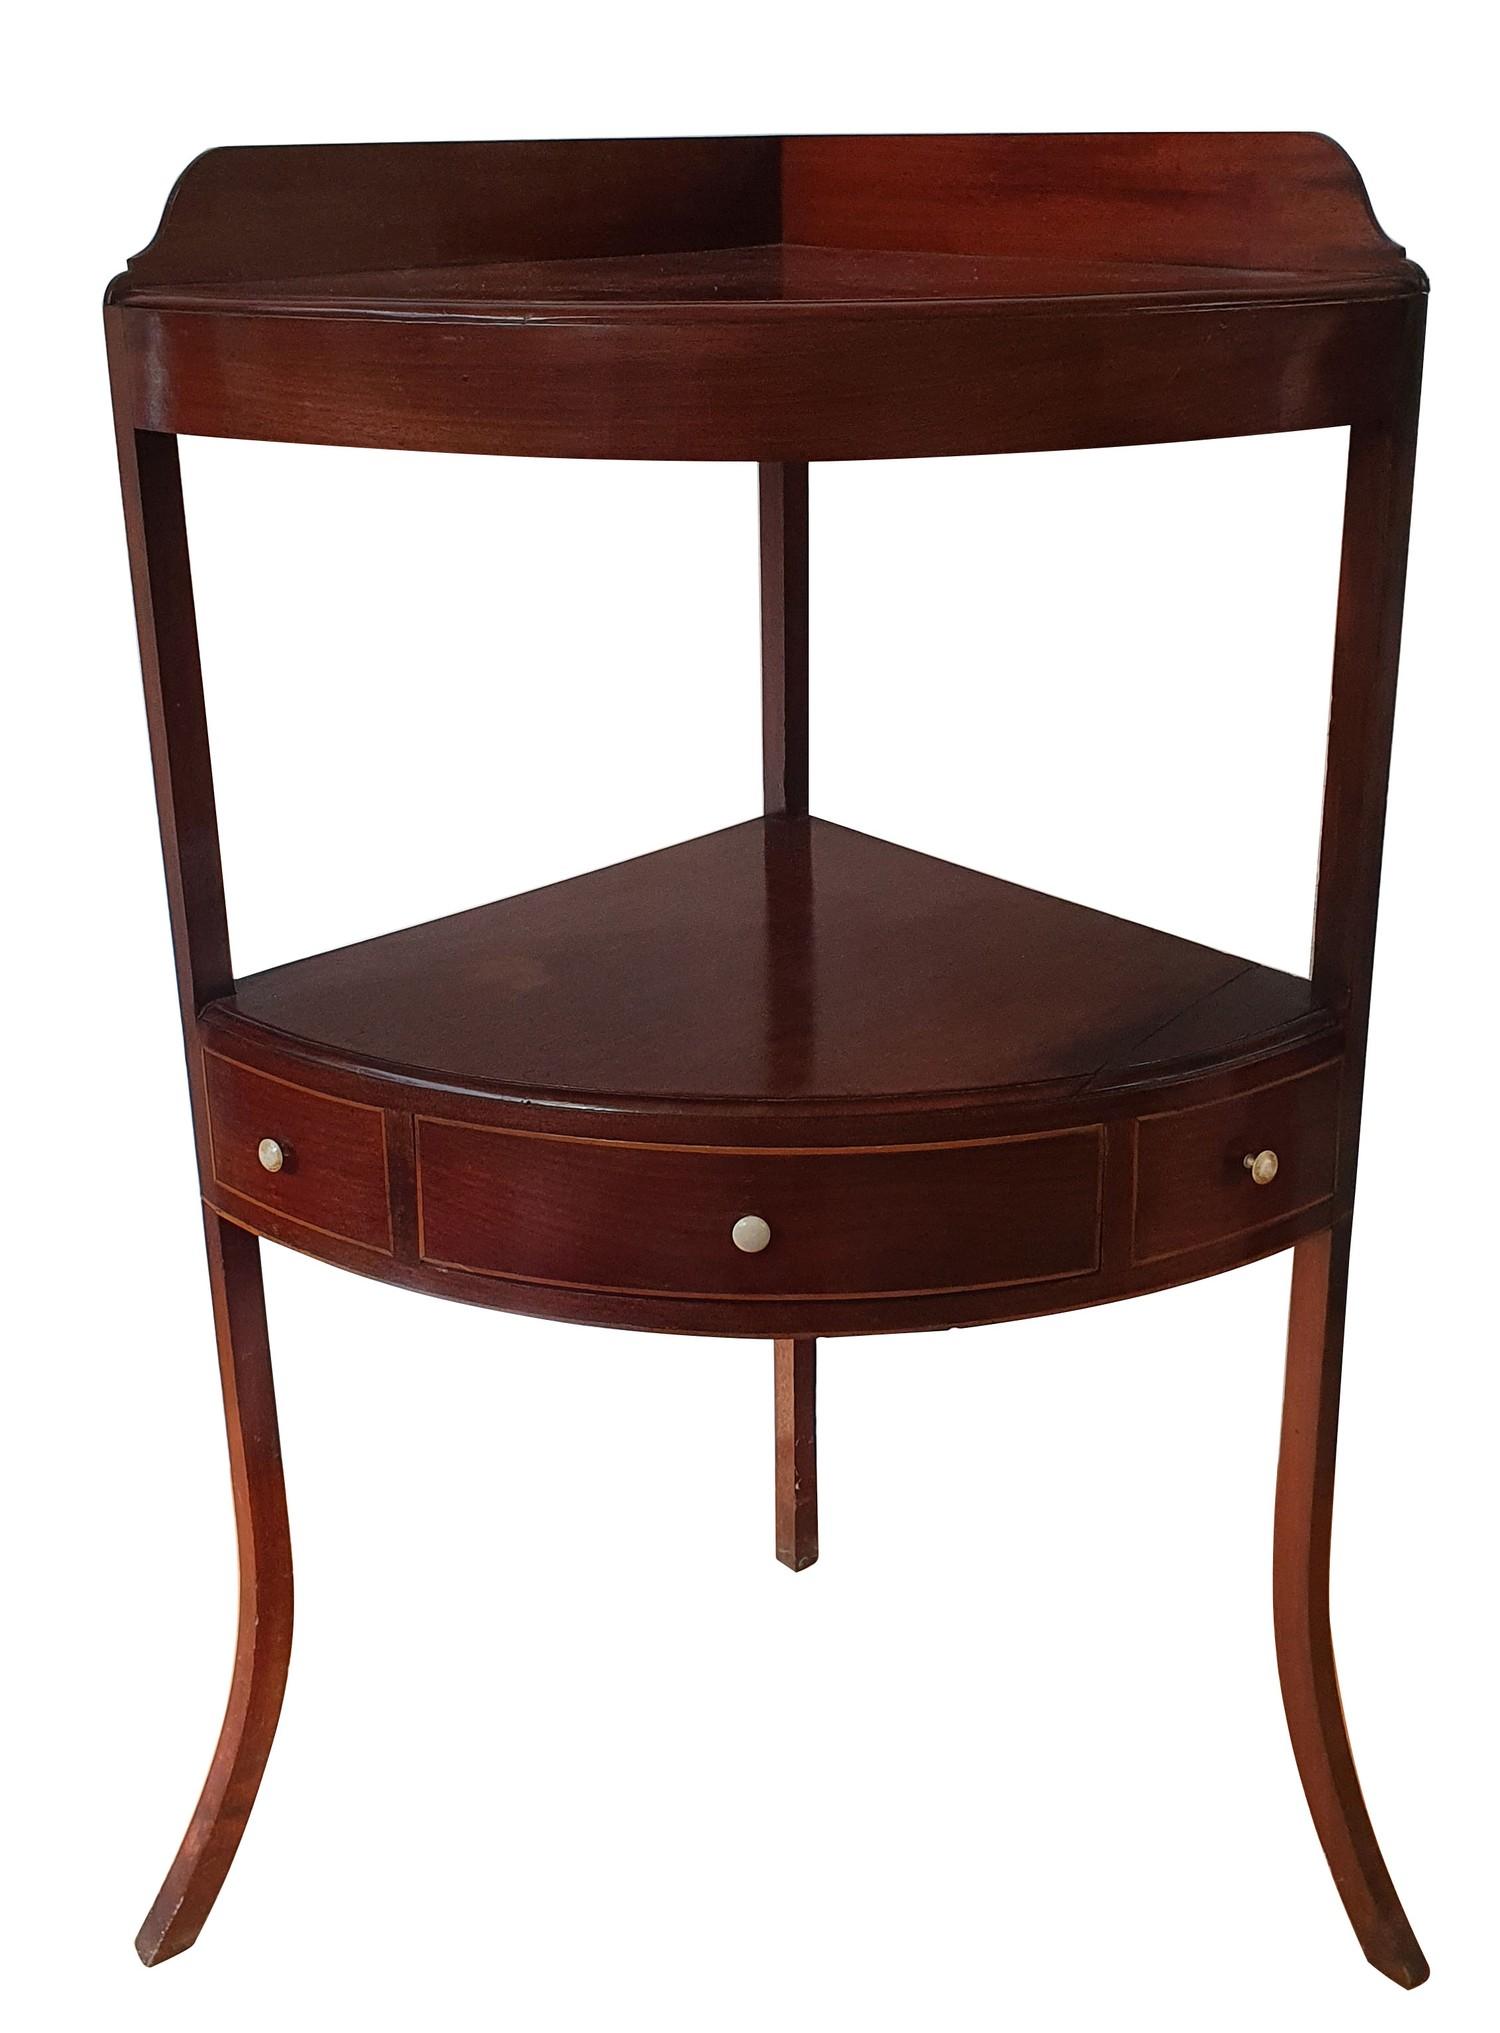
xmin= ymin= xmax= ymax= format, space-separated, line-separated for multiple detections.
xmin=107 ymin=134 xmax=1428 ymax=1985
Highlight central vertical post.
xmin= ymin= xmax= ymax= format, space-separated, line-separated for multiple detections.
xmin=760 ymin=462 xmax=818 ymax=1569
xmin=759 ymin=461 xmax=810 ymax=817
xmin=774 ymin=1338 xmax=819 ymax=1571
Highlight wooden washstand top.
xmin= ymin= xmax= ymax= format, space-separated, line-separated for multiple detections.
xmin=107 ymin=133 xmax=1426 ymax=462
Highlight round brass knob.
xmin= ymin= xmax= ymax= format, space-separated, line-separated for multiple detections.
xmin=1244 ymin=1149 xmax=1279 ymax=1187
xmin=257 ymin=1137 xmax=286 ymax=1175
xmin=731 ymin=1214 xmax=772 ymax=1254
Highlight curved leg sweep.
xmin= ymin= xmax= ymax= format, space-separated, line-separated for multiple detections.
xmin=136 ymin=1210 xmax=294 ymax=1965
xmin=1273 ymin=1224 xmax=1426 ymax=1988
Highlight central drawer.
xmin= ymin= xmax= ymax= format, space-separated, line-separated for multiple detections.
xmin=416 ymin=1120 xmax=1103 ymax=1301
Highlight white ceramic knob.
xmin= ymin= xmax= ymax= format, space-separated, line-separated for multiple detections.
xmin=257 ymin=1137 xmax=286 ymax=1174
xmin=1244 ymin=1149 xmax=1279 ymax=1187
xmin=731 ymin=1214 xmax=771 ymax=1254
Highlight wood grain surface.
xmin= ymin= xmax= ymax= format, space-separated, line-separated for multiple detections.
xmin=108 ymin=133 xmax=1428 ymax=1981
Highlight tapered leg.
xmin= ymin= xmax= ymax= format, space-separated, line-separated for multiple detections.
xmin=136 ymin=1210 xmax=294 ymax=1966
xmin=774 ymin=1337 xmax=818 ymax=1571
xmin=1273 ymin=1224 xmax=1426 ymax=1988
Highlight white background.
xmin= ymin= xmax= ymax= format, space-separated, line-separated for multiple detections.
xmin=5 ymin=6 xmax=1496 ymax=2028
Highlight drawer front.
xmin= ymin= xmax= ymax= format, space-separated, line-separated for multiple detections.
xmin=1132 ymin=1060 xmax=1341 ymax=1263
xmin=204 ymin=1051 xmax=391 ymax=1253
xmin=417 ymin=1121 xmax=1103 ymax=1300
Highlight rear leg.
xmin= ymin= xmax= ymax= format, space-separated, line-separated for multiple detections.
xmin=774 ymin=1337 xmax=818 ymax=1571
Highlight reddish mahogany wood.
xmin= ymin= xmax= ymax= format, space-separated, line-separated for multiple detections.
xmin=190 ymin=1013 xmax=1343 ymax=1341
xmin=187 ymin=813 xmax=1346 ymax=1338
xmin=108 ymin=136 xmax=1429 ymax=1983
xmin=217 ymin=818 xmax=1330 ymax=1113
xmin=760 ymin=464 xmax=809 ymax=819
xmin=1268 ymin=304 xmax=1427 ymax=1987
xmin=1131 ymin=1060 xmax=1341 ymax=1263
xmin=202 ymin=1050 xmax=392 ymax=1255
xmin=136 ymin=1211 xmax=292 ymax=1966
xmin=111 ymin=291 xmax=1413 ymax=465
xmin=201 ymin=1151 xmax=1343 ymax=1342
xmin=121 ymin=138 xmax=781 ymax=287
xmin=414 ymin=1116 xmax=1103 ymax=1301
xmin=1091 ymin=963 xmax=1337 ymax=1090
xmin=199 ymin=994 xmax=1341 ymax=1152
xmin=104 ymin=337 xmax=229 ymax=1181
xmin=1275 ymin=1226 xmax=1427 ymax=1987
xmin=761 ymin=486 xmax=817 ymax=1539
xmin=108 ymin=324 xmax=300 ymax=1964
xmin=117 ymin=133 xmax=1412 ymax=294
xmin=775 ymin=1339 xmax=818 ymax=1571
xmin=105 ymin=135 xmax=1423 ymax=464
xmin=114 ymin=242 xmax=1419 ymax=316
xmin=1314 ymin=340 xmax=1426 ymax=1200
xmin=780 ymin=133 xmax=1404 ymax=271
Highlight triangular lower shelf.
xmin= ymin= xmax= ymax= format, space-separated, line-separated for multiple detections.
xmin=218 ymin=817 xmax=1331 ymax=1110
